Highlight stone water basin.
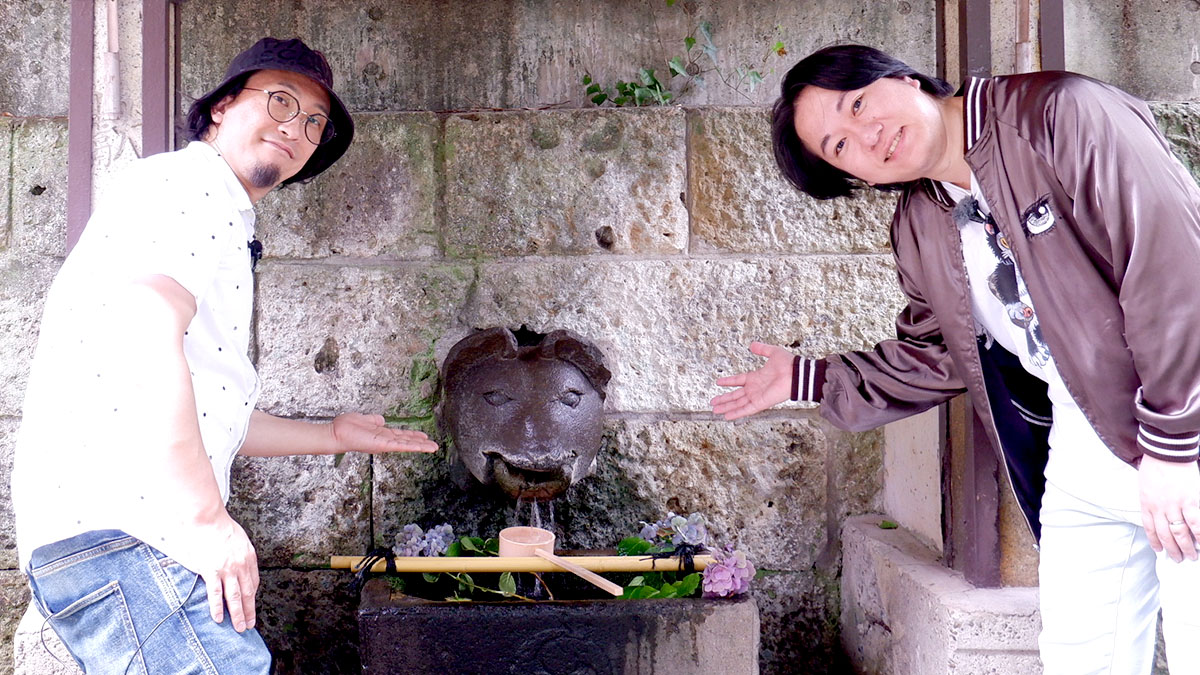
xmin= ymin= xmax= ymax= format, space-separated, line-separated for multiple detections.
xmin=357 ymin=577 xmax=760 ymax=673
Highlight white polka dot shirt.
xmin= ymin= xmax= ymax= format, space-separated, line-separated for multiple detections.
xmin=13 ymin=142 xmax=260 ymax=569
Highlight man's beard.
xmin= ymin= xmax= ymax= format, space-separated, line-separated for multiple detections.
xmin=248 ymin=163 xmax=281 ymax=189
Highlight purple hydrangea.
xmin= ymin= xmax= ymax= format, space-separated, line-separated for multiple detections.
xmin=702 ymin=546 xmax=755 ymax=598
xmin=393 ymin=523 xmax=455 ymax=557
xmin=670 ymin=513 xmax=708 ymax=547
xmin=423 ymin=523 xmax=455 ymax=557
xmin=638 ymin=511 xmax=679 ymax=544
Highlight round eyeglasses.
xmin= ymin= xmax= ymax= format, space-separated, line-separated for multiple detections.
xmin=249 ymin=89 xmax=336 ymax=146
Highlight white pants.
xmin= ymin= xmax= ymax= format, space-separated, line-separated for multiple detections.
xmin=1038 ymin=480 xmax=1200 ymax=674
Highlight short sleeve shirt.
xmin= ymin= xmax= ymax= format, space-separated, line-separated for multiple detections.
xmin=12 ymin=141 xmax=260 ymax=568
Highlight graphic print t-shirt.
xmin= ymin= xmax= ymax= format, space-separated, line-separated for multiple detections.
xmin=942 ymin=177 xmax=1139 ymax=511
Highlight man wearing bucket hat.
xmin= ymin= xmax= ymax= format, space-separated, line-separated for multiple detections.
xmin=11 ymin=37 xmax=437 ymax=672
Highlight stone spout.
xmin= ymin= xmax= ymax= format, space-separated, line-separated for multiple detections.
xmin=439 ymin=327 xmax=610 ymax=501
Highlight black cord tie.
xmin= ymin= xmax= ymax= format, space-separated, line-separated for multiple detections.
xmin=648 ymin=543 xmax=704 ymax=573
xmin=350 ymin=546 xmax=397 ymax=595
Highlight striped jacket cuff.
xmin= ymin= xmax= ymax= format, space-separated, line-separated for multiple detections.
xmin=1137 ymin=424 xmax=1200 ymax=462
xmin=790 ymin=356 xmax=826 ymax=403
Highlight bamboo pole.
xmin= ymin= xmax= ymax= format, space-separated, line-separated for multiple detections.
xmin=330 ymin=554 xmax=714 ymax=574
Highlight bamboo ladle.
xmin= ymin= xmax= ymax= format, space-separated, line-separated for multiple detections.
xmin=498 ymin=526 xmax=624 ymax=597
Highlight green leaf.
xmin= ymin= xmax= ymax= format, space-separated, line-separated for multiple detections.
xmin=879 ymin=520 xmax=899 ymax=530
xmin=638 ymin=68 xmax=657 ymax=86
xmin=460 ymin=537 xmax=482 ymax=553
xmin=613 ymin=96 xmax=628 ymax=106
xmin=445 ymin=541 xmax=462 ymax=557
xmin=499 ymin=572 xmax=516 ymax=596
xmin=684 ymin=36 xmax=696 ymax=52
xmin=634 ymin=87 xmax=653 ymax=104
xmin=627 ymin=585 xmax=662 ymax=599
xmin=617 ymin=537 xmax=653 ymax=556
xmin=591 ymin=92 xmax=609 ymax=105
xmin=748 ymin=70 xmax=764 ymax=92
xmin=586 ymin=83 xmax=602 ymax=95
xmin=773 ymin=41 xmax=785 ymax=54
xmin=459 ymin=573 xmax=474 ymax=589
xmin=422 ymin=572 xmax=440 ymax=583
xmin=446 ymin=595 xmax=472 ymax=602
xmin=627 ymin=575 xmax=646 ymax=587
xmin=582 ymin=74 xmax=593 ymax=85
xmin=675 ymin=573 xmax=702 ymax=597
xmin=483 ymin=538 xmax=500 ymax=555
xmin=698 ymin=21 xmax=714 ymax=44
xmin=333 ymin=452 xmax=346 ymax=468
xmin=668 ymin=56 xmax=688 ymax=77
xmin=666 ymin=0 xmax=676 ymax=5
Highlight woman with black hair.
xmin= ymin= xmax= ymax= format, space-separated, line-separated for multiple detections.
xmin=712 ymin=44 xmax=1200 ymax=674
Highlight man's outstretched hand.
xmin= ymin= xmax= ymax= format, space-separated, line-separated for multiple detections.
xmin=330 ymin=412 xmax=439 ymax=454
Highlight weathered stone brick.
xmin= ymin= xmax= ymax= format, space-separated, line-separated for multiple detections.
xmin=689 ymin=108 xmax=896 ymax=254
xmin=754 ymin=569 xmax=852 ymax=675
xmin=257 ymin=113 xmax=441 ymax=259
xmin=256 ymin=568 xmax=361 ymax=675
xmin=0 ymin=119 xmax=11 ymax=251
xmin=1152 ymin=102 xmax=1200 ymax=181
xmin=228 ymin=452 xmax=372 ymax=569
xmin=253 ymin=261 xmax=476 ymax=417
xmin=459 ymin=256 xmax=906 ymax=412
xmin=444 ymin=109 xmax=687 ymax=256
xmin=176 ymin=1 xmax=935 ymax=111
xmin=2 ymin=570 xmax=33 ymax=675
xmin=0 ymin=253 xmax=59 ymax=417
xmin=0 ymin=417 xmax=17 ymax=569
xmin=598 ymin=417 xmax=833 ymax=572
xmin=0 ymin=1 xmax=69 ymax=116
xmin=1065 ymin=2 xmax=1200 ymax=101
xmin=11 ymin=118 xmax=67 ymax=258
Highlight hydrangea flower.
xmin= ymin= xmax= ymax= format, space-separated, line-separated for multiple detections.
xmin=670 ymin=513 xmax=708 ymax=547
xmin=638 ymin=511 xmax=679 ymax=544
xmin=423 ymin=523 xmax=455 ymax=557
xmin=702 ymin=546 xmax=755 ymax=598
xmin=393 ymin=523 xmax=455 ymax=557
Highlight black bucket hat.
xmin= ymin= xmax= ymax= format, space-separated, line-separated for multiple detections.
xmin=192 ymin=37 xmax=354 ymax=186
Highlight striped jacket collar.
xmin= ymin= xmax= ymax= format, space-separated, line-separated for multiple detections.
xmin=920 ymin=75 xmax=990 ymax=208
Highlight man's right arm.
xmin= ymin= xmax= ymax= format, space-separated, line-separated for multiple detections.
xmin=108 ymin=274 xmax=258 ymax=633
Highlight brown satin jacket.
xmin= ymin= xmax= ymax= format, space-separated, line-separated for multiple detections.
xmin=810 ymin=72 xmax=1200 ymax=536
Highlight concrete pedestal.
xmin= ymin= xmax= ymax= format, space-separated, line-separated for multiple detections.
xmin=840 ymin=515 xmax=1042 ymax=674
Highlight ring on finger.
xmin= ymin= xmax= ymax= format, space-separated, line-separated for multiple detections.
xmin=1169 ymin=519 xmax=1187 ymax=526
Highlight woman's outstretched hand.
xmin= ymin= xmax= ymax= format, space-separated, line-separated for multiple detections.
xmin=711 ymin=342 xmax=796 ymax=420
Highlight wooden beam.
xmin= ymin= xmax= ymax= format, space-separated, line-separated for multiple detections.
xmin=1039 ymin=0 xmax=1066 ymax=71
xmin=142 ymin=0 xmax=171 ymax=156
xmin=958 ymin=0 xmax=992 ymax=78
xmin=942 ymin=395 xmax=1001 ymax=587
xmin=67 ymin=0 xmax=95 ymax=253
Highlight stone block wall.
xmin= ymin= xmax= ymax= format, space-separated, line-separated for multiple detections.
xmin=0 ymin=3 xmax=70 ymax=671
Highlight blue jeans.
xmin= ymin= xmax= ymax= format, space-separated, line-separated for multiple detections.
xmin=26 ymin=530 xmax=271 ymax=674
